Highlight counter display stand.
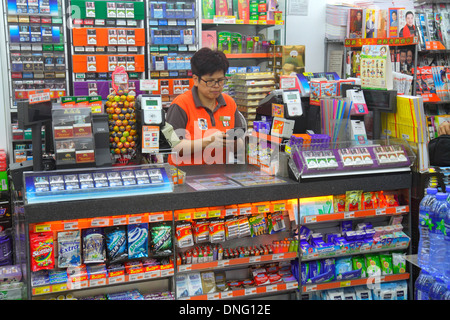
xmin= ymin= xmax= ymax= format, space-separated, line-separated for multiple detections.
xmin=21 ymin=160 xmax=413 ymax=300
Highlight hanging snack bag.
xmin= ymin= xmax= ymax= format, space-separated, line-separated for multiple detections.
xmin=362 ymin=192 xmax=377 ymax=209
xmin=30 ymin=232 xmax=55 ymax=272
xmin=383 ymin=191 xmax=400 ymax=207
xmin=105 ymin=226 xmax=128 ymax=263
xmin=58 ymin=230 xmax=81 ymax=268
xmin=149 ymin=222 xmax=172 ymax=255
xmin=176 ymin=222 xmax=194 ymax=248
xmin=345 ymin=190 xmax=363 ymax=211
xmin=333 ymin=194 xmax=346 ymax=212
xmin=82 ymin=228 xmax=106 ymax=263
xmin=127 ymin=223 xmax=149 ymax=259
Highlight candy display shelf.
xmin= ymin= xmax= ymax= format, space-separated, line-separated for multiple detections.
xmin=302 ymin=273 xmax=410 ymax=293
xmin=300 ymin=205 xmax=409 ymax=225
xmin=180 ymin=280 xmax=298 ymax=300
xmin=21 ymin=164 xmax=413 ymax=299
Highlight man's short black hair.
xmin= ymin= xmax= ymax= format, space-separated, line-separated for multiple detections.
xmin=191 ymin=47 xmax=229 ymax=77
xmin=405 ymin=11 xmax=413 ymax=18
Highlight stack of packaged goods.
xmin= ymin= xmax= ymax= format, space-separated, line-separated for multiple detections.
xmin=415 ymin=188 xmax=450 ymax=300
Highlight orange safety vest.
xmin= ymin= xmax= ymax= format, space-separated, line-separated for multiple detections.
xmin=168 ymin=89 xmax=237 ymax=166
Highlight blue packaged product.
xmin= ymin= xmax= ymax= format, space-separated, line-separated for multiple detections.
xmin=127 ymin=223 xmax=148 ymax=259
xmin=335 ymin=257 xmax=352 ymax=280
xmin=82 ymin=228 xmax=106 ymax=263
xmin=105 ymin=226 xmax=128 ymax=263
xmin=57 ymin=230 xmax=81 ymax=268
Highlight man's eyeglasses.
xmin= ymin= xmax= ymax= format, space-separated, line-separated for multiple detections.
xmin=199 ymin=77 xmax=228 ymax=87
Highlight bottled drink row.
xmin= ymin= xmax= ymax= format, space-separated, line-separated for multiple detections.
xmin=415 ymin=187 xmax=450 ymax=300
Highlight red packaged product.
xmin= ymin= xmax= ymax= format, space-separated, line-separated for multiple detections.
xmin=30 ymin=232 xmax=55 ymax=272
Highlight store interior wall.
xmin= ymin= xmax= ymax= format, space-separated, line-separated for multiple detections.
xmin=285 ymin=0 xmax=327 ymax=73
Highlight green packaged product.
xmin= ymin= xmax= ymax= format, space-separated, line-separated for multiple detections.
xmin=365 ymin=254 xmax=381 ymax=277
xmin=352 ymin=255 xmax=367 ymax=278
xmin=149 ymin=222 xmax=172 ymax=255
xmin=379 ymin=254 xmax=393 ymax=275
xmin=202 ymin=0 xmax=215 ymax=19
xmin=392 ymin=252 xmax=406 ymax=274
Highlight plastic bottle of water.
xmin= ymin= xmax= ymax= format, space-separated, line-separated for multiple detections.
xmin=414 ymin=271 xmax=425 ymax=300
xmin=429 ymin=280 xmax=447 ymax=300
xmin=445 ymin=186 xmax=450 ymax=286
xmin=429 ymin=192 xmax=450 ymax=281
xmin=418 ymin=188 xmax=438 ymax=271
xmin=418 ymin=271 xmax=436 ymax=300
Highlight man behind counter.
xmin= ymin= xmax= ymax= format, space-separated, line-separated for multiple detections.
xmin=165 ymin=48 xmax=246 ymax=165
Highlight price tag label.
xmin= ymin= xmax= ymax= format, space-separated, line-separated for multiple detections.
xmin=90 ymin=278 xmax=106 ymax=287
xmin=257 ymin=205 xmax=269 ymax=213
xmin=108 ymin=275 xmax=125 ymax=284
xmin=304 ymin=285 xmax=317 ymax=292
xmin=208 ymin=210 xmax=221 ymax=218
xmin=149 ymin=213 xmax=164 ymax=222
xmin=266 ymin=284 xmax=277 ymax=292
xmin=146 ymin=270 xmax=161 ymax=278
xmin=179 ymin=264 xmax=192 ymax=272
xmin=129 ymin=273 xmax=145 ymax=282
xmin=112 ymin=217 xmax=127 ymax=225
xmin=28 ymin=89 xmax=51 ymax=104
xmin=225 ymin=208 xmax=238 ymax=216
xmin=194 ymin=211 xmax=207 ymax=219
xmin=273 ymin=203 xmax=286 ymax=211
xmin=250 ymin=256 xmax=261 ymax=263
xmin=340 ymin=281 xmax=352 ymax=287
xmin=218 ymin=260 xmax=230 ymax=267
xmin=344 ymin=212 xmax=355 ymax=219
xmin=273 ymin=253 xmax=284 ymax=260
xmin=221 ymin=291 xmax=233 ymax=298
xmin=35 ymin=224 xmax=51 ymax=232
xmin=128 ymin=215 xmax=143 ymax=224
xmin=161 ymin=268 xmax=173 ymax=277
xmin=396 ymin=206 xmax=406 ymax=214
xmin=91 ymin=218 xmax=109 ymax=227
xmin=304 ymin=216 xmax=317 ymax=224
xmin=64 ymin=221 xmax=78 ymax=230
xmin=376 ymin=208 xmax=386 ymax=216
xmin=52 ymin=283 xmax=68 ymax=292
xmin=178 ymin=212 xmax=191 ymax=220
xmin=286 ymin=282 xmax=298 ymax=290
xmin=34 ymin=286 xmax=51 ymax=295
xmin=245 ymin=287 xmax=257 ymax=295
xmin=207 ymin=292 xmax=220 ymax=300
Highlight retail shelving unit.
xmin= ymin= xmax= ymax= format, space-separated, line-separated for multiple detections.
xmin=2 ymin=0 xmax=70 ymax=164
xmin=67 ymin=0 xmax=147 ymax=99
xmin=20 ymin=163 xmax=413 ymax=300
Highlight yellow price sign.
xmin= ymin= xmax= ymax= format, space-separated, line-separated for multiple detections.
xmin=35 ymin=224 xmax=51 ymax=233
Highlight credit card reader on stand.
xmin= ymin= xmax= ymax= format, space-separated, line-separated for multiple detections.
xmin=282 ymin=89 xmax=303 ymax=118
xmin=136 ymin=94 xmax=180 ymax=159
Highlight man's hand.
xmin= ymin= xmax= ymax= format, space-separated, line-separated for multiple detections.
xmin=438 ymin=121 xmax=450 ymax=136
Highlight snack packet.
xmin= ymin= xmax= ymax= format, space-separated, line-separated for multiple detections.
xmin=105 ymin=226 xmax=128 ymax=263
xmin=30 ymin=232 xmax=55 ymax=272
xmin=82 ymin=228 xmax=106 ymax=263
xmin=345 ymin=190 xmax=362 ymax=211
xmin=127 ymin=223 xmax=148 ymax=259
xmin=58 ymin=230 xmax=81 ymax=268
